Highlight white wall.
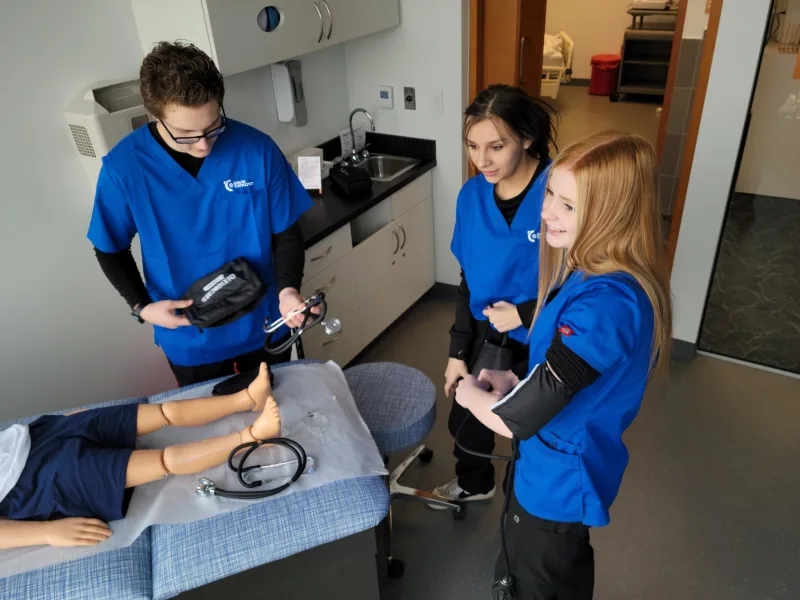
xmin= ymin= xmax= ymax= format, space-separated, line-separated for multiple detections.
xmin=0 ymin=1 xmax=350 ymax=420
xmin=343 ymin=0 xmax=468 ymax=286
xmin=683 ymin=0 xmax=710 ymax=39
xmin=545 ymin=0 xmax=633 ymax=80
xmin=670 ymin=0 xmax=772 ymax=346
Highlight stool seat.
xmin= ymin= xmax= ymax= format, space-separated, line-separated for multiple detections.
xmin=344 ymin=362 xmax=437 ymax=457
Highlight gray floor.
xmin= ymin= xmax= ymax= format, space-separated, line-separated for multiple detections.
xmin=355 ymin=295 xmax=800 ymax=600
xmin=549 ymin=85 xmax=661 ymax=150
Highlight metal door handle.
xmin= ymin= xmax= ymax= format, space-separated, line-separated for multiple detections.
xmin=322 ymin=0 xmax=332 ymax=39
xmin=310 ymin=245 xmax=332 ymax=262
xmin=314 ymin=3 xmax=323 ymax=42
xmin=392 ymin=229 xmax=400 ymax=255
xmin=323 ymin=336 xmax=340 ymax=347
xmin=519 ymin=36 xmax=527 ymax=84
xmin=399 ymin=225 xmax=406 ymax=250
xmin=315 ymin=276 xmax=336 ymax=292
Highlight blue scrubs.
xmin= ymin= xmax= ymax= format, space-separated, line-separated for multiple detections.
xmin=87 ymin=119 xmax=313 ymax=367
xmin=514 ymin=272 xmax=655 ymax=526
xmin=450 ymin=167 xmax=549 ymax=344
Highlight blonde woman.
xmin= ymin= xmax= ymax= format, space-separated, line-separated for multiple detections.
xmin=455 ymin=131 xmax=672 ymax=599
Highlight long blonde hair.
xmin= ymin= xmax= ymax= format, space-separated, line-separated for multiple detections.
xmin=533 ymin=131 xmax=672 ymax=378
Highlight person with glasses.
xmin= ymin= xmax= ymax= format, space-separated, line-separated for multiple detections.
xmin=87 ymin=41 xmax=315 ymax=387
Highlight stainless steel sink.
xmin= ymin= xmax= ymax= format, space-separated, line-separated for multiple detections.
xmin=355 ymin=154 xmax=420 ymax=182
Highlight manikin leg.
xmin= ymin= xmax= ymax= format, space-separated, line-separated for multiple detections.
xmin=125 ymin=363 xmax=282 ymax=488
xmin=135 ymin=363 xmax=275 ymax=436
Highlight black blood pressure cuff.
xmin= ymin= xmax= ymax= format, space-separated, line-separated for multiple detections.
xmin=490 ymin=334 xmax=601 ymax=440
xmin=182 ymin=258 xmax=267 ymax=329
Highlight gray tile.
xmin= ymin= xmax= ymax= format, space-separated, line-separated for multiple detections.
xmin=660 ymin=132 xmax=684 ymax=176
xmin=675 ymin=38 xmax=702 ymax=88
xmin=659 ymin=174 xmax=676 ymax=214
xmin=357 ymin=296 xmax=800 ymax=599
xmin=667 ymin=87 xmax=692 ymax=134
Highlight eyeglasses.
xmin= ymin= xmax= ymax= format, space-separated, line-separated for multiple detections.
xmin=160 ymin=105 xmax=227 ymax=145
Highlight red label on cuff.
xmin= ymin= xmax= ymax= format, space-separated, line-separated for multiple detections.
xmin=558 ymin=325 xmax=574 ymax=337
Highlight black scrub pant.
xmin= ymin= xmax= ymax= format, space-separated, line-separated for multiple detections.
xmin=447 ymin=323 xmax=529 ymax=494
xmin=167 ymin=345 xmax=292 ymax=388
xmin=495 ymin=490 xmax=595 ymax=599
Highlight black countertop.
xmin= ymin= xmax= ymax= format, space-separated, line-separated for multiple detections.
xmin=297 ymin=133 xmax=437 ymax=248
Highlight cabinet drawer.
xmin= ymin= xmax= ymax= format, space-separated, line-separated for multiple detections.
xmin=301 ymin=303 xmax=363 ymax=368
xmin=391 ymin=171 xmax=432 ymax=219
xmin=299 ymin=253 xmax=359 ymax=342
xmin=303 ymin=225 xmax=353 ymax=282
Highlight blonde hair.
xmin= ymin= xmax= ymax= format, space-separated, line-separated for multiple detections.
xmin=533 ymin=131 xmax=672 ymax=378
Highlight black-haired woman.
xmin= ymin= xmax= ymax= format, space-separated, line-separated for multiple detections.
xmin=434 ymin=84 xmax=558 ymax=506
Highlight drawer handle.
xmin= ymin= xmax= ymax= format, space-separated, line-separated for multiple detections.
xmin=399 ymin=225 xmax=407 ymax=250
xmin=323 ymin=336 xmax=340 ymax=347
xmin=322 ymin=0 xmax=332 ymax=39
xmin=315 ymin=275 xmax=336 ymax=292
xmin=310 ymin=245 xmax=332 ymax=262
xmin=392 ymin=229 xmax=400 ymax=255
xmin=314 ymin=2 xmax=324 ymax=43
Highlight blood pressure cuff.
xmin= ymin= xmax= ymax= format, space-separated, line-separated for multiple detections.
xmin=181 ymin=257 xmax=267 ymax=329
xmin=490 ymin=334 xmax=601 ymax=440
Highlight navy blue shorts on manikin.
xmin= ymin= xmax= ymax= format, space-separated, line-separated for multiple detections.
xmin=0 ymin=404 xmax=139 ymax=523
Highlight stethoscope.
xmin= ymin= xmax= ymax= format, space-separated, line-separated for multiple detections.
xmin=263 ymin=292 xmax=342 ymax=356
xmin=196 ymin=438 xmax=316 ymax=500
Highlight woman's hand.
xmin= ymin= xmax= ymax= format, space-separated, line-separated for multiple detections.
xmin=44 ymin=518 xmax=112 ymax=547
xmin=444 ymin=358 xmax=469 ymax=397
xmin=139 ymin=300 xmax=193 ymax=329
xmin=482 ymin=301 xmax=523 ymax=333
xmin=477 ymin=369 xmax=520 ymax=397
xmin=279 ymin=288 xmax=322 ymax=329
xmin=454 ymin=374 xmax=493 ymax=409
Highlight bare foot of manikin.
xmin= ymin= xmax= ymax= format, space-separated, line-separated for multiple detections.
xmin=248 ymin=363 xmax=281 ymax=440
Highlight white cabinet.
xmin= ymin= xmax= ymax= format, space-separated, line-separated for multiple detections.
xmin=131 ymin=0 xmax=400 ymax=77
xmin=299 ymin=170 xmax=434 ymax=368
xmin=394 ymin=196 xmax=435 ymax=316
xmin=322 ymin=0 xmax=400 ymax=47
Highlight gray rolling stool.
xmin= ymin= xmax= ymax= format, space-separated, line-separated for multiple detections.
xmin=344 ymin=362 xmax=466 ymax=579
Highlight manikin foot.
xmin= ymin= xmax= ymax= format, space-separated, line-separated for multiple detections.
xmin=248 ymin=364 xmax=282 ymax=441
xmin=243 ymin=362 xmax=273 ymax=412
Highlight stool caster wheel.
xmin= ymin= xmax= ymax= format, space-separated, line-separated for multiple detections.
xmin=453 ymin=503 xmax=467 ymax=521
xmin=609 ymin=92 xmax=620 ymax=102
xmin=418 ymin=448 xmax=434 ymax=464
xmin=388 ymin=557 xmax=405 ymax=579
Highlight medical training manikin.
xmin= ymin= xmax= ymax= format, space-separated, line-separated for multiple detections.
xmin=0 ymin=363 xmax=281 ymax=549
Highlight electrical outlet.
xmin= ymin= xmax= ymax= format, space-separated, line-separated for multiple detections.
xmin=404 ymin=87 xmax=416 ymax=110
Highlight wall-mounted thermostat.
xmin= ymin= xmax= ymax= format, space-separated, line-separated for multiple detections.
xmin=378 ymin=85 xmax=394 ymax=109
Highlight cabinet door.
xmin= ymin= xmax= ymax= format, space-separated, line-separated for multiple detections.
xmin=320 ymin=0 xmax=400 ymax=47
xmin=395 ymin=196 xmax=435 ymax=315
xmin=204 ymin=0 xmax=326 ymax=76
xmin=301 ymin=303 xmax=364 ymax=367
xmin=352 ymin=222 xmax=402 ymax=343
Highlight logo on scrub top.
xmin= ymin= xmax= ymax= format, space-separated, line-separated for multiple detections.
xmin=527 ymin=230 xmax=540 ymax=243
xmin=223 ymin=179 xmax=254 ymax=191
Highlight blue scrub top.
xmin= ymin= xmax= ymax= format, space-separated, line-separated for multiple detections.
xmin=87 ymin=119 xmax=313 ymax=367
xmin=514 ymin=271 xmax=655 ymax=527
xmin=450 ymin=166 xmax=549 ymax=344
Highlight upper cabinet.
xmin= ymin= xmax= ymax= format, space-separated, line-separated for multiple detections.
xmin=130 ymin=0 xmax=400 ymax=77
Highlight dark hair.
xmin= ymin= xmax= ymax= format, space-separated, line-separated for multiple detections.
xmin=464 ymin=84 xmax=558 ymax=161
xmin=139 ymin=41 xmax=225 ymax=119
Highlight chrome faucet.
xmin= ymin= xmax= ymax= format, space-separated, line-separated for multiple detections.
xmin=348 ymin=108 xmax=375 ymax=165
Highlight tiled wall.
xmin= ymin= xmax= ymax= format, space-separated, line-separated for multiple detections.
xmin=659 ymin=36 xmax=704 ymax=215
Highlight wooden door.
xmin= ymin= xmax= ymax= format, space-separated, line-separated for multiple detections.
xmin=519 ymin=0 xmax=547 ymax=98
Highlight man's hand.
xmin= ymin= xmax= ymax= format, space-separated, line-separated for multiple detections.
xmin=477 ymin=369 xmax=520 ymax=397
xmin=44 ymin=518 xmax=112 ymax=547
xmin=139 ymin=300 xmax=193 ymax=329
xmin=279 ymin=288 xmax=321 ymax=329
xmin=482 ymin=301 xmax=523 ymax=333
xmin=454 ymin=374 xmax=493 ymax=409
xmin=444 ymin=358 xmax=469 ymax=397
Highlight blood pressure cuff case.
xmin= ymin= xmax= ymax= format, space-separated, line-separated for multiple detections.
xmin=181 ymin=258 xmax=267 ymax=329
